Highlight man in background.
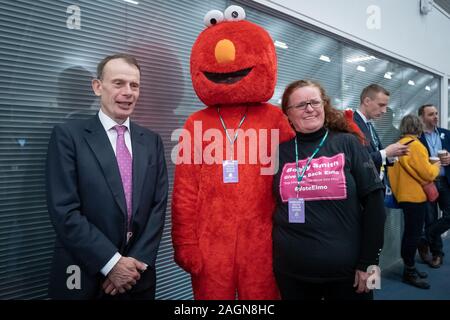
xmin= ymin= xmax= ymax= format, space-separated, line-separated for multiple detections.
xmin=418 ymin=104 xmax=450 ymax=268
xmin=353 ymin=84 xmax=409 ymax=179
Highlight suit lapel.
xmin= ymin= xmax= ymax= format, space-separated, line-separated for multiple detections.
xmin=437 ymin=129 xmax=450 ymax=183
xmin=130 ymin=123 xmax=148 ymax=218
xmin=438 ymin=128 xmax=449 ymax=150
xmin=354 ymin=111 xmax=377 ymax=151
xmin=84 ymin=116 xmax=127 ymax=217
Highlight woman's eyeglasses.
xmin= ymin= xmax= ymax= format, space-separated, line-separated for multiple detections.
xmin=287 ymin=99 xmax=323 ymax=111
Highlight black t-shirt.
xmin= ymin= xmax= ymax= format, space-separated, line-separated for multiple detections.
xmin=273 ymin=127 xmax=383 ymax=283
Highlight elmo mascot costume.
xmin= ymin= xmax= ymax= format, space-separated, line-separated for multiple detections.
xmin=172 ymin=5 xmax=294 ymax=299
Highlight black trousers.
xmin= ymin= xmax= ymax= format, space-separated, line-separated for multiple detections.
xmin=98 ymin=282 xmax=155 ymax=300
xmin=99 ymin=287 xmax=155 ymax=300
xmin=400 ymin=201 xmax=427 ymax=267
xmin=274 ymin=271 xmax=373 ymax=300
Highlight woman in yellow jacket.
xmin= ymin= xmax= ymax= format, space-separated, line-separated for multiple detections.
xmin=388 ymin=114 xmax=440 ymax=290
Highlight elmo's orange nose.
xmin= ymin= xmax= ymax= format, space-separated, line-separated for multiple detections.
xmin=215 ymin=39 xmax=235 ymax=63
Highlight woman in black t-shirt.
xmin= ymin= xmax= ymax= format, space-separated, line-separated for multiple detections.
xmin=273 ymin=80 xmax=386 ymax=300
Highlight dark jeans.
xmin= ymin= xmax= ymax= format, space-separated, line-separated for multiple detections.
xmin=400 ymin=202 xmax=427 ymax=267
xmin=274 ymin=271 xmax=373 ymax=300
xmin=422 ymin=177 xmax=450 ymax=256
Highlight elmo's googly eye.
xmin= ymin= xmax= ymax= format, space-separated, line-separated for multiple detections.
xmin=204 ymin=10 xmax=224 ymax=27
xmin=224 ymin=5 xmax=245 ymax=21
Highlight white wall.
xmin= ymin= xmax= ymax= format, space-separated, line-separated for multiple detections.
xmin=254 ymin=0 xmax=450 ymax=76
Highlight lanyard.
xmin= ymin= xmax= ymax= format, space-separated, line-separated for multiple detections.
xmin=294 ymin=130 xmax=329 ymax=197
xmin=217 ymin=107 xmax=248 ymax=156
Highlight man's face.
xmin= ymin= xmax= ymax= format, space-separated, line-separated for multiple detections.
xmin=364 ymin=92 xmax=389 ymax=120
xmin=421 ymin=106 xmax=439 ymax=128
xmin=92 ymin=58 xmax=140 ymax=123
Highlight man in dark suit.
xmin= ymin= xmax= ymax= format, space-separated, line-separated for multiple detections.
xmin=418 ymin=104 xmax=450 ymax=268
xmin=353 ymin=84 xmax=408 ymax=178
xmin=46 ymin=54 xmax=168 ymax=299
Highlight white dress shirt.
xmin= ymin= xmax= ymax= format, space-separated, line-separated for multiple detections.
xmin=98 ymin=108 xmax=133 ymax=156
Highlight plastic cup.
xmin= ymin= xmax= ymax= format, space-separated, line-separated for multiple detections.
xmin=438 ymin=150 xmax=448 ymax=160
xmin=430 ymin=157 xmax=440 ymax=164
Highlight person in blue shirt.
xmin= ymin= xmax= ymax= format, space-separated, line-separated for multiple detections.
xmin=418 ymin=104 xmax=450 ymax=268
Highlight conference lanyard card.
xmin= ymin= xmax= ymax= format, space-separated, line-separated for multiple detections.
xmin=223 ymin=160 xmax=239 ymax=183
xmin=288 ymin=198 xmax=305 ymax=223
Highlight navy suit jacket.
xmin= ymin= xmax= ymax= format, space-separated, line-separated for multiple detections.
xmin=46 ymin=115 xmax=168 ymax=299
xmin=353 ymin=111 xmax=385 ymax=172
xmin=419 ymin=127 xmax=450 ymax=185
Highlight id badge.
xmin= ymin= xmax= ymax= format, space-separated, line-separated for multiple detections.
xmin=288 ymin=198 xmax=305 ymax=223
xmin=223 ymin=160 xmax=239 ymax=183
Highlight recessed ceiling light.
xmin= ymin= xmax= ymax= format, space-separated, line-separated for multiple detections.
xmin=319 ymin=55 xmax=331 ymax=62
xmin=357 ymin=65 xmax=366 ymax=72
xmin=346 ymin=55 xmax=377 ymax=63
xmin=274 ymin=41 xmax=288 ymax=49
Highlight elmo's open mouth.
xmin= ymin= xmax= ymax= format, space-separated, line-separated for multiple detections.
xmin=203 ymin=67 xmax=253 ymax=84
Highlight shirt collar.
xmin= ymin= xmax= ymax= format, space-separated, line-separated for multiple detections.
xmin=98 ymin=108 xmax=131 ymax=132
xmin=356 ymin=109 xmax=371 ymax=124
xmin=424 ymin=126 xmax=438 ymax=135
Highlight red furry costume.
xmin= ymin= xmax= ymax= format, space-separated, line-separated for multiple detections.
xmin=171 ymin=6 xmax=294 ymax=299
xmin=344 ymin=109 xmax=366 ymax=144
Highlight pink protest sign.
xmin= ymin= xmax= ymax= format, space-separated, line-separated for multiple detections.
xmin=280 ymin=153 xmax=347 ymax=202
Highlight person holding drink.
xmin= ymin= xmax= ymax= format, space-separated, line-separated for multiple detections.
xmin=417 ymin=104 xmax=450 ymax=268
xmin=388 ymin=114 xmax=440 ymax=289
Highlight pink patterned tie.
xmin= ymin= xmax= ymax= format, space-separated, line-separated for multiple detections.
xmin=114 ymin=125 xmax=132 ymax=228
